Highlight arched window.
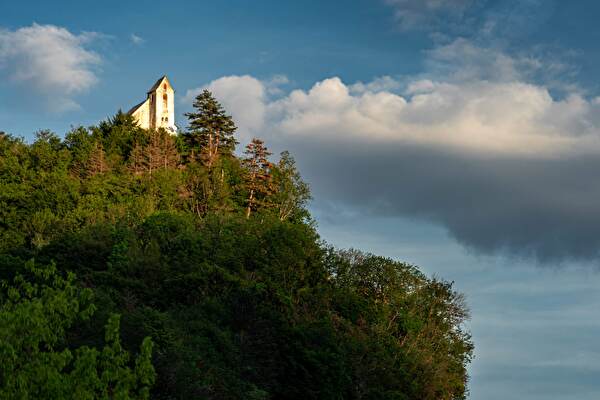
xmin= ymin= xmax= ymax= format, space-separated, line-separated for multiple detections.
xmin=163 ymin=83 xmax=167 ymax=90
xmin=163 ymin=93 xmax=168 ymax=108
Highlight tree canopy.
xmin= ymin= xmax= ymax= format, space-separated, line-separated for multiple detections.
xmin=0 ymin=89 xmax=473 ymax=399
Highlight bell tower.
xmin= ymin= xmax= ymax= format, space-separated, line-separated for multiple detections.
xmin=148 ymin=76 xmax=176 ymax=131
xmin=129 ymin=75 xmax=177 ymax=133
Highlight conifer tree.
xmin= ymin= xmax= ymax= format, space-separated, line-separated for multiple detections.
xmin=242 ymin=138 xmax=274 ymax=218
xmin=184 ymin=90 xmax=238 ymax=168
xmin=97 ymin=110 xmax=144 ymax=158
xmin=130 ymin=130 xmax=179 ymax=175
xmin=87 ymin=141 xmax=108 ymax=176
xmin=65 ymin=127 xmax=95 ymax=178
xmin=146 ymin=131 xmax=163 ymax=175
xmin=158 ymin=130 xmax=180 ymax=169
xmin=129 ymin=141 xmax=146 ymax=175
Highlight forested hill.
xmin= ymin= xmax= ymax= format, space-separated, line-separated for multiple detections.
xmin=0 ymin=89 xmax=473 ymax=400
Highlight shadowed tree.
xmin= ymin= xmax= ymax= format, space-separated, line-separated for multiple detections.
xmin=0 ymin=260 xmax=155 ymax=399
xmin=129 ymin=140 xmax=146 ymax=175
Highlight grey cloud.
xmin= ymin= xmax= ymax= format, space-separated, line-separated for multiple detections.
xmin=384 ymin=0 xmax=555 ymax=39
xmin=480 ymin=0 xmax=556 ymax=40
xmin=317 ymin=210 xmax=600 ymax=399
xmin=204 ymin=74 xmax=600 ymax=263
xmin=384 ymin=0 xmax=475 ymax=30
xmin=425 ymin=38 xmax=541 ymax=82
xmin=285 ymin=137 xmax=600 ymax=263
xmin=384 ymin=0 xmax=571 ymax=93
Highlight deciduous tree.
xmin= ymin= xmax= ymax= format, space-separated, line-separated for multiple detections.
xmin=0 ymin=260 xmax=155 ymax=399
xmin=272 ymin=151 xmax=311 ymax=221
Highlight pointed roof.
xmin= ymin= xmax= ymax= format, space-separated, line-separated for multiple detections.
xmin=127 ymin=99 xmax=148 ymax=115
xmin=147 ymin=75 xmax=173 ymax=94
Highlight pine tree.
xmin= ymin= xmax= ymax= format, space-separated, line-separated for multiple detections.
xmin=129 ymin=141 xmax=146 ymax=175
xmin=97 ymin=110 xmax=144 ymax=158
xmin=146 ymin=130 xmax=163 ymax=175
xmin=159 ymin=130 xmax=180 ymax=169
xmin=242 ymin=138 xmax=274 ymax=218
xmin=131 ymin=130 xmax=179 ymax=175
xmin=87 ymin=141 xmax=108 ymax=176
xmin=184 ymin=90 xmax=238 ymax=168
xmin=65 ymin=126 xmax=95 ymax=178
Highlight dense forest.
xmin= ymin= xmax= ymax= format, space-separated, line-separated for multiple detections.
xmin=0 ymin=90 xmax=473 ymax=399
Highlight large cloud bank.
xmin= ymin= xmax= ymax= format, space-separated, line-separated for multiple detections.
xmin=186 ymin=70 xmax=600 ymax=262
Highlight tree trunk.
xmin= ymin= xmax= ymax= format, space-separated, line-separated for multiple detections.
xmin=246 ymin=189 xmax=254 ymax=219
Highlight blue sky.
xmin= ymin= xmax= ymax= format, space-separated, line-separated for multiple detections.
xmin=3 ymin=1 xmax=600 ymax=398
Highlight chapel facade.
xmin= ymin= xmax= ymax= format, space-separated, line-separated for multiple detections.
xmin=128 ymin=75 xmax=177 ymax=132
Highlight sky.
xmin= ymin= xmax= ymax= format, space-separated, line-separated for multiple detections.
xmin=2 ymin=0 xmax=600 ymax=398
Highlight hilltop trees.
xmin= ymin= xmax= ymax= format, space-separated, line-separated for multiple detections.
xmin=87 ymin=141 xmax=109 ymax=176
xmin=0 ymin=261 xmax=155 ymax=399
xmin=183 ymin=90 xmax=242 ymax=216
xmin=184 ymin=89 xmax=238 ymax=168
xmin=126 ymin=129 xmax=179 ymax=175
xmin=0 ymin=89 xmax=474 ymax=400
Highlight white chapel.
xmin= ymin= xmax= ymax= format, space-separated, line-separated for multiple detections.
xmin=128 ymin=75 xmax=177 ymax=132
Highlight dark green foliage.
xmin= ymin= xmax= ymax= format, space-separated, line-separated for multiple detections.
xmin=0 ymin=260 xmax=155 ymax=399
xmin=272 ymin=151 xmax=312 ymax=222
xmin=242 ymin=138 xmax=275 ymax=218
xmin=0 ymin=104 xmax=473 ymax=399
xmin=184 ymin=90 xmax=238 ymax=167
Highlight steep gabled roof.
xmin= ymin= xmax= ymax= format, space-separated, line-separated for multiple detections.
xmin=147 ymin=75 xmax=172 ymax=94
xmin=127 ymin=98 xmax=148 ymax=115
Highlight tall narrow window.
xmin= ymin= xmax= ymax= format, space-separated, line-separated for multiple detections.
xmin=163 ymin=93 xmax=168 ymax=108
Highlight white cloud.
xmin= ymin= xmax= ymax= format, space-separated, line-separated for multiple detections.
xmin=130 ymin=33 xmax=144 ymax=45
xmin=0 ymin=23 xmax=101 ymax=111
xmin=349 ymin=75 xmax=402 ymax=94
xmin=264 ymin=74 xmax=289 ymax=95
xmin=182 ymin=75 xmax=267 ymax=140
xmin=203 ymin=73 xmax=599 ymax=157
